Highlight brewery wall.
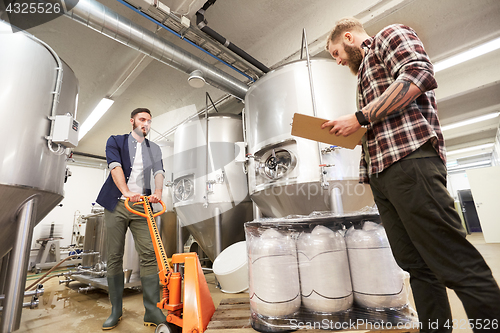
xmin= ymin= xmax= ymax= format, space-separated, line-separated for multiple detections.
xmin=31 ymin=165 xmax=107 ymax=250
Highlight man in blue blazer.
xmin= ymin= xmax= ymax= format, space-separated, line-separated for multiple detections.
xmin=96 ymin=108 xmax=166 ymax=330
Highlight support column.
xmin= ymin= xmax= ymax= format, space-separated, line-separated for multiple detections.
xmin=176 ymin=216 xmax=184 ymax=254
xmin=1 ymin=197 xmax=38 ymax=333
xmin=330 ymin=187 xmax=344 ymax=215
xmin=214 ymin=207 xmax=222 ymax=259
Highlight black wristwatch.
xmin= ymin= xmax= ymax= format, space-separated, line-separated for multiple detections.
xmin=355 ymin=110 xmax=370 ymax=126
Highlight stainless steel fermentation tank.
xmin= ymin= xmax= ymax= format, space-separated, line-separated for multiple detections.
xmin=156 ymin=140 xmax=187 ymax=257
xmin=172 ymin=114 xmax=253 ymax=262
xmin=245 ymin=59 xmax=374 ymax=217
xmin=0 ymin=21 xmax=79 ymax=332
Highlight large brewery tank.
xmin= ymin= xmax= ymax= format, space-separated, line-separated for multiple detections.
xmin=244 ymin=59 xmax=374 ymax=217
xmin=0 ymin=21 xmax=79 ymax=332
xmin=155 ymin=140 xmax=183 ymax=257
xmin=172 ymin=114 xmax=253 ymax=262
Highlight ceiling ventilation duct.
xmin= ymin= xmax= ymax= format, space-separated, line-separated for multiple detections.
xmin=49 ymin=0 xmax=249 ymax=99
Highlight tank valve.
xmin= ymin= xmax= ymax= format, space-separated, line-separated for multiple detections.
xmin=265 ymin=156 xmax=278 ymax=171
xmin=321 ymin=146 xmax=338 ymax=154
xmin=206 ymin=181 xmax=215 ymax=194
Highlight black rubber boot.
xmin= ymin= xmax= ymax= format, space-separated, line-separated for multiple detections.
xmin=102 ymin=273 xmax=124 ymax=330
xmin=141 ymin=274 xmax=167 ymax=327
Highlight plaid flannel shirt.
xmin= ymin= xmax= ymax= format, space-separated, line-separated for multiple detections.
xmin=358 ymin=24 xmax=446 ymax=183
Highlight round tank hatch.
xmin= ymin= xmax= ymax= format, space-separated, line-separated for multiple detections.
xmin=174 ymin=178 xmax=194 ymax=201
xmin=259 ymin=149 xmax=296 ymax=180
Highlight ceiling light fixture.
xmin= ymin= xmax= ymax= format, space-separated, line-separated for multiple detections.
xmin=187 ymin=69 xmax=206 ymax=88
xmin=447 ymin=143 xmax=494 ymax=156
xmin=78 ymin=98 xmax=115 ymax=141
xmin=447 ymin=159 xmax=491 ymax=171
xmin=434 ymin=37 xmax=500 ymax=73
xmin=441 ymin=112 xmax=500 ymax=131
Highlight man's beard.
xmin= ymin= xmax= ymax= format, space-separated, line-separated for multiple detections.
xmin=343 ymin=42 xmax=363 ymax=75
xmin=133 ymin=121 xmax=148 ymax=137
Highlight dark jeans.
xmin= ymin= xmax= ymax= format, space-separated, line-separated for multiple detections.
xmin=369 ymin=156 xmax=500 ymax=333
xmin=104 ymin=200 xmax=158 ymax=277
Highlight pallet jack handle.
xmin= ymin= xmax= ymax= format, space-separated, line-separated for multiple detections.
xmin=124 ymin=196 xmax=172 ymax=280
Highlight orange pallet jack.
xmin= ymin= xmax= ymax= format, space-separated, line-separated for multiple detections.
xmin=125 ymin=197 xmax=216 ymax=333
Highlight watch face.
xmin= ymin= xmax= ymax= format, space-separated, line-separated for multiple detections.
xmin=356 ymin=111 xmax=369 ymax=125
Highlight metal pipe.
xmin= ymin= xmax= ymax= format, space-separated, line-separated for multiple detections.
xmin=252 ymin=202 xmax=262 ymax=220
xmin=195 ymin=0 xmax=270 ymax=74
xmin=0 ymin=252 xmax=9 ymax=299
xmin=75 ymin=267 xmax=106 ymax=277
xmin=301 ymin=28 xmax=328 ymax=189
xmin=330 ymin=187 xmax=344 ymax=215
xmin=0 ymin=300 xmax=39 ymax=312
xmin=78 ymin=286 xmax=97 ymax=293
xmin=115 ymin=0 xmax=257 ymax=82
xmin=176 ymin=216 xmax=184 ymax=254
xmin=0 ymin=287 xmax=44 ymax=301
xmin=1 ymin=197 xmax=38 ymax=333
xmin=47 ymin=0 xmax=249 ymax=100
xmin=214 ymin=207 xmax=222 ymax=259
xmin=241 ymin=107 xmax=247 ymax=145
xmin=204 ymin=93 xmax=211 ymax=209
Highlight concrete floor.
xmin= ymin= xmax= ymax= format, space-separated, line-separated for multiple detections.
xmin=12 ymin=233 xmax=500 ymax=333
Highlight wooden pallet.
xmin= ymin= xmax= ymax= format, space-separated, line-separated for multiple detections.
xmin=205 ymin=298 xmax=418 ymax=333
xmin=206 ymin=298 xmax=252 ymax=332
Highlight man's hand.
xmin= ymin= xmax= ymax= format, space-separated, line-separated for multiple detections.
xmin=124 ymin=191 xmax=142 ymax=202
xmin=321 ymin=114 xmax=361 ymax=136
xmin=148 ymin=191 xmax=162 ymax=204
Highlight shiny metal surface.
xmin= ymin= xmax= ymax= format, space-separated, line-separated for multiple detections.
xmin=80 ymin=212 xmax=140 ymax=278
xmin=82 ymin=213 xmax=107 ymax=269
xmin=0 ymin=23 xmax=78 ymax=332
xmin=44 ymin=0 xmax=248 ymax=99
xmin=157 ymin=140 xmax=188 ymax=256
xmin=172 ymin=114 xmax=253 ymax=261
xmin=175 ymin=201 xmax=253 ymax=262
xmin=244 ymin=59 xmax=373 ymax=217
xmin=0 ymin=21 xmax=79 ymax=258
xmin=1 ymin=198 xmax=37 ymax=333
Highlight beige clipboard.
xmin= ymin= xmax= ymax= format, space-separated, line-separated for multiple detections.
xmin=291 ymin=113 xmax=366 ymax=149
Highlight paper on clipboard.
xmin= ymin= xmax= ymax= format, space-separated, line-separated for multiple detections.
xmin=291 ymin=113 xmax=366 ymax=149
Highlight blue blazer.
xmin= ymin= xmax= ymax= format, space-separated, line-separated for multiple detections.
xmin=96 ymin=133 xmax=163 ymax=211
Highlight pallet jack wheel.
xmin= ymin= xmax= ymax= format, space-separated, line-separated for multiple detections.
xmin=155 ymin=322 xmax=180 ymax=333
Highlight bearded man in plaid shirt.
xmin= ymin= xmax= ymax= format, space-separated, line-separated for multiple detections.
xmin=322 ymin=17 xmax=500 ymax=333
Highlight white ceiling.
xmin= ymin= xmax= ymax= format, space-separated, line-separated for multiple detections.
xmin=18 ymin=0 xmax=500 ymax=163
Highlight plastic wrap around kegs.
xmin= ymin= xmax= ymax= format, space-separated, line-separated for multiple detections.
xmin=248 ymin=228 xmax=301 ymax=317
xmin=345 ymin=222 xmax=407 ymax=309
xmin=297 ymin=225 xmax=353 ymax=313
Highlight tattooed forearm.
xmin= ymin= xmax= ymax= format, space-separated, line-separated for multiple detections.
xmin=363 ymin=80 xmax=422 ymax=123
